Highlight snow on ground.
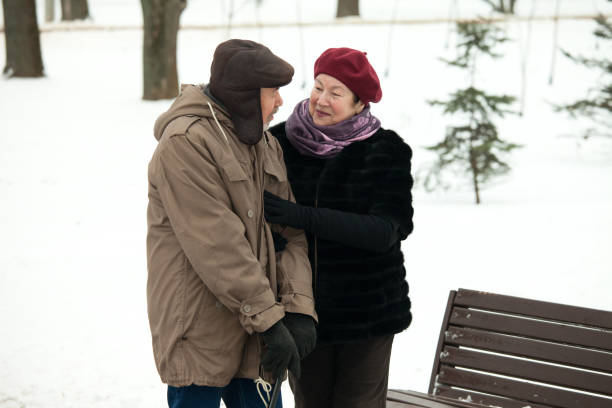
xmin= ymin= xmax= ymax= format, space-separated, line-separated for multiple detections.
xmin=1 ymin=1 xmax=612 ymax=407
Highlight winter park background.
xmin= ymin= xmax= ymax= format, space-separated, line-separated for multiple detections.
xmin=1 ymin=0 xmax=612 ymax=407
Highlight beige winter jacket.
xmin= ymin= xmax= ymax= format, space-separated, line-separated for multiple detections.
xmin=146 ymin=84 xmax=316 ymax=387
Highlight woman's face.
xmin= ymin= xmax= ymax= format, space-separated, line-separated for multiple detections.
xmin=308 ymin=74 xmax=365 ymax=126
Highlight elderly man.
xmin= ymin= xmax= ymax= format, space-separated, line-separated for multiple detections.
xmin=146 ymin=39 xmax=317 ymax=408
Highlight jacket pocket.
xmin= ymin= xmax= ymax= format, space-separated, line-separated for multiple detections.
xmin=222 ymin=160 xmax=248 ymax=182
xmin=221 ymin=160 xmax=255 ymax=221
xmin=263 ymin=157 xmax=288 ymax=197
xmin=263 ymin=159 xmax=287 ymax=182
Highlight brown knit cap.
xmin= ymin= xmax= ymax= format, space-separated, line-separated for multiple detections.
xmin=209 ymin=39 xmax=294 ymax=145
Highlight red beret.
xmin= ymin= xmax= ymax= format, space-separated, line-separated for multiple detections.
xmin=314 ymin=47 xmax=382 ymax=104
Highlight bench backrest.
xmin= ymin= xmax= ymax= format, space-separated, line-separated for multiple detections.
xmin=428 ymin=289 xmax=612 ymax=408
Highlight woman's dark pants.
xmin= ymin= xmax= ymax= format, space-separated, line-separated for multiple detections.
xmin=290 ymin=335 xmax=394 ymax=408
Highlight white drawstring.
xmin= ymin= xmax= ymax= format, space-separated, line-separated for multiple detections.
xmin=254 ymin=377 xmax=273 ymax=408
xmin=206 ymin=101 xmax=229 ymax=145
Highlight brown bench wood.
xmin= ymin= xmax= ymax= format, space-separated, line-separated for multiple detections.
xmin=387 ymin=389 xmax=507 ymax=408
xmin=388 ymin=288 xmax=612 ymax=408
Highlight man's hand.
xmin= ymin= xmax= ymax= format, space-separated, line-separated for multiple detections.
xmin=261 ymin=320 xmax=301 ymax=379
xmin=283 ymin=313 xmax=317 ymax=359
xmin=263 ymin=191 xmax=309 ymax=229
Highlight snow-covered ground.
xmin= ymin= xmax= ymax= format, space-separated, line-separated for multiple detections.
xmin=1 ymin=1 xmax=612 ymax=407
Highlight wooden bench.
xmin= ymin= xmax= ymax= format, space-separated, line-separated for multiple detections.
xmin=388 ymin=288 xmax=612 ymax=408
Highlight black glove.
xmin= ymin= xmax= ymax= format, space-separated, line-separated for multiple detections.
xmin=261 ymin=320 xmax=301 ymax=379
xmin=271 ymin=231 xmax=288 ymax=252
xmin=264 ymin=191 xmax=310 ymax=230
xmin=283 ymin=313 xmax=317 ymax=359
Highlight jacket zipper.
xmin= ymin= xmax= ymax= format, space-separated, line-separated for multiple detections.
xmin=255 ymin=137 xmax=271 ymax=379
xmin=255 ymin=146 xmax=264 ymax=260
xmin=256 ymin=137 xmax=268 ymax=277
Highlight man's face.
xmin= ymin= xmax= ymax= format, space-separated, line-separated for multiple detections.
xmin=260 ymin=87 xmax=283 ymax=128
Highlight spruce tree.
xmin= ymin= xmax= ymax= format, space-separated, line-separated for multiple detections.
xmin=425 ymin=21 xmax=521 ymax=204
xmin=554 ymin=15 xmax=611 ymax=139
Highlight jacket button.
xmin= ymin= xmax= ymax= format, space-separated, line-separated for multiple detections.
xmin=242 ymin=304 xmax=252 ymax=313
xmin=247 ymin=209 xmax=254 ymax=218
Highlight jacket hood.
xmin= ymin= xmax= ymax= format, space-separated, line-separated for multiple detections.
xmin=153 ymin=84 xmax=232 ymax=142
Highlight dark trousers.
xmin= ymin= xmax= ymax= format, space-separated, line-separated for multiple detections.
xmin=167 ymin=379 xmax=283 ymax=408
xmin=289 ymin=335 xmax=394 ymax=408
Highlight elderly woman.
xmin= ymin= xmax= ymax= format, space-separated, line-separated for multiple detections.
xmin=264 ymin=47 xmax=414 ymax=408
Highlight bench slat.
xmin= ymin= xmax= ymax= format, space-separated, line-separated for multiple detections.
xmin=387 ymin=401 xmax=416 ymax=408
xmin=455 ymin=289 xmax=612 ymax=330
xmin=388 ymin=389 xmax=494 ymax=408
xmin=450 ymin=306 xmax=612 ymax=352
xmin=437 ymin=365 xmax=612 ymax=408
xmin=445 ymin=325 xmax=612 ymax=373
xmin=433 ymin=384 xmax=554 ymax=408
xmin=441 ymin=346 xmax=612 ymax=397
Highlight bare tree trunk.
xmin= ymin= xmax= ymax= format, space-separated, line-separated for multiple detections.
xmin=141 ymin=0 xmax=186 ymax=100
xmin=336 ymin=0 xmax=359 ymax=18
xmin=45 ymin=0 xmax=55 ymax=22
xmin=61 ymin=0 xmax=89 ymax=21
xmin=2 ymin=0 xmax=44 ymax=77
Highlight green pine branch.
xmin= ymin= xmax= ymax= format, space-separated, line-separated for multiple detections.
xmin=560 ymin=49 xmax=612 ymax=74
xmin=556 ymin=15 xmax=611 ymax=139
xmin=428 ymin=87 xmax=517 ymax=121
xmin=555 ymin=84 xmax=612 ymax=117
xmin=425 ymin=122 xmax=522 ymax=186
xmin=594 ymin=14 xmax=612 ymax=41
xmin=480 ymin=0 xmax=517 ymax=15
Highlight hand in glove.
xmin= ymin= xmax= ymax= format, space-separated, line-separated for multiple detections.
xmin=261 ymin=320 xmax=301 ymax=379
xmin=264 ymin=191 xmax=310 ymax=230
xmin=283 ymin=313 xmax=317 ymax=359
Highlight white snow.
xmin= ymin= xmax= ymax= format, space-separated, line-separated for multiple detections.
xmin=1 ymin=1 xmax=612 ymax=407
xmin=459 ymin=394 xmax=474 ymax=403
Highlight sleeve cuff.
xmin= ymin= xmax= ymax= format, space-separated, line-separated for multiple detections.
xmin=238 ymin=289 xmax=286 ymax=334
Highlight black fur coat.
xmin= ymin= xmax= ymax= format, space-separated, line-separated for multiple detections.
xmin=270 ymin=123 xmax=414 ymax=344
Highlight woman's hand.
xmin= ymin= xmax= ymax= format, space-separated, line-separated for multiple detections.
xmin=263 ymin=191 xmax=309 ymax=229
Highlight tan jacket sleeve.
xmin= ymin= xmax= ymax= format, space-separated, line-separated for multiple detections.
xmin=150 ymin=134 xmax=284 ymax=334
xmin=268 ymin=138 xmax=318 ymax=321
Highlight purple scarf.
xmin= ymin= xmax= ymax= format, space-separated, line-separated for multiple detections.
xmin=285 ymin=99 xmax=381 ymax=158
